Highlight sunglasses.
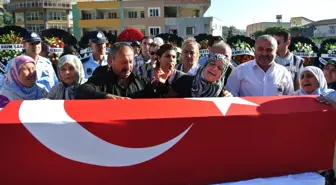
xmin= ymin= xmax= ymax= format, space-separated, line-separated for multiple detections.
xmin=149 ymin=52 xmax=156 ymax=55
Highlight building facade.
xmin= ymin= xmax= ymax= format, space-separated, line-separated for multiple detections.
xmin=5 ymin=0 xmax=87 ymax=34
xmin=246 ymin=22 xmax=291 ymax=37
xmin=73 ymin=0 xmax=218 ymax=39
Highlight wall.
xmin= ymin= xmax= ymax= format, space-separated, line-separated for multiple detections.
xmin=314 ymin=24 xmax=336 ymax=38
xmin=211 ymin=17 xmax=223 ymax=36
xmin=176 ymin=17 xmax=212 ymax=38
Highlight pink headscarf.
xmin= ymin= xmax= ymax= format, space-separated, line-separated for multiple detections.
xmin=7 ymin=55 xmax=35 ymax=87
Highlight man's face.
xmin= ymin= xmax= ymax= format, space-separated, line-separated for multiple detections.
xmin=149 ymin=46 xmax=159 ymax=61
xmin=91 ymin=42 xmax=106 ymax=55
xmin=210 ymin=46 xmax=232 ymax=60
xmin=111 ymin=46 xmax=134 ymax=79
xmin=25 ymin=41 xmax=41 ymax=57
xmin=141 ymin=38 xmax=153 ymax=55
xmin=254 ymin=39 xmax=277 ymax=67
xmin=274 ymin=35 xmax=289 ymax=54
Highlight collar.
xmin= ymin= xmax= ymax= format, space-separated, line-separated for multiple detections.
xmin=252 ymin=59 xmax=275 ymax=71
xmin=90 ymin=54 xmax=108 ymax=64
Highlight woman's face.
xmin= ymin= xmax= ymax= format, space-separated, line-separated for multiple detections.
xmin=59 ymin=63 xmax=77 ymax=86
xmin=182 ymin=44 xmax=199 ymax=66
xmin=19 ymin=62 xmax=36 ymax=87
xmin=323 ymin=64 xmax=336 ymax=83
xmin=203 ymin=60 xmax=225 ymax=82
xmin=300 ymin=71 xmax=319 ymax=94
xmin=158 ymin=50 xmax=177 ymax=73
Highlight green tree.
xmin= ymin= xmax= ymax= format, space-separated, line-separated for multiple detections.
xmin=251 ymin=30 xmax=264 ymax=39
xmin=251 ymin=26 xmax=289 ymax=39
xmin=227 ymin=26 xmax=238 ymax=40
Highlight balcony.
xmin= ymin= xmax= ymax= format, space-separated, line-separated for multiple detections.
xmin=6 ymin=0 xmax=71 ymax=11
xmin=78 ymin=19 xmax=120 ymax=28
xmin=164 ymin=0 xmax=210 ymax=5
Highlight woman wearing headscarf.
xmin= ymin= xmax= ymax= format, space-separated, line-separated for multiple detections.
xmin=0 ymin=55 xmax=47 ymax=100
xmin=47 ymin=55 xmax=86 ymax=100
xmin=291 ymin=66 xmax=335 ymax=95
xmin=154 ymin=52 xmax=231 ymax=98
xmin=323 ymin=59 xmax=336 ymax=90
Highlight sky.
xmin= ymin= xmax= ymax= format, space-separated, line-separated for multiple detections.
xmin=204 ymin=0 xmax=336 ymax=30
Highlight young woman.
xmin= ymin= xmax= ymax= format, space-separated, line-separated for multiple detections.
xmin=47 ymin=55 xmax=86 ymax=100
xmin=0 ymin=55 xmax=47 ymax=100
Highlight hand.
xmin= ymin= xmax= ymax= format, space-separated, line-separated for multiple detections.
xmin=316 ymin=95 xmax=331 ymax=105
xmin=222 ymin=90 xmax=233 ymax=97
xmin=105 ymin=94 xmax=130 ymax=99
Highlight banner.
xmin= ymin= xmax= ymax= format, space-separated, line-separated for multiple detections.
xmin=200 ymin=49 xmax=209 ymax=57
xmin=49 ymin=48 xmax=64 ymax=54
xmin=321 ymin=54 xmax=336 ymax=59
xmin=232 ymin=50 xmax=254 ymax=56
xmin=0 ymin=44 xmax=24 ymax=50
xmin=293 ymin=52 xmax=317 ymax=58
xmin=0 ymin=97 xmax=335 ymax=185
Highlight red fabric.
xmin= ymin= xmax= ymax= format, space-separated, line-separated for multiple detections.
xmin=116 ymin=28 xmax=144 ymax=42
xmin=0 ymin=97 xmax=335 ymax=185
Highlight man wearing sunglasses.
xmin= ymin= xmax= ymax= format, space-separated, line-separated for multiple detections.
xmin=274 ymin=31 xmax=304 ymax=90
xmin=138 ymin=42 xmax=160 ymax=77
xmin=5 ymin=32 xmax=58 ymax=91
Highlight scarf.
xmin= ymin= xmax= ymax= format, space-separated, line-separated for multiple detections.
xmin=3 ymin=55 xmax=46 ymax=100
xmin=56 ymin=55 xmax=87 ymax=99
xmin=297 ymin=66 xmax=333 ymax=95
xmin=191 ymin=54 xmax=229 ymax=97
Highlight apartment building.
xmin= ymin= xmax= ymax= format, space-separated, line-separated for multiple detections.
xmin=5 ymin=0 xmax=86 ymax=33
xmin=73 ymin=0 xmax=220 ymax=39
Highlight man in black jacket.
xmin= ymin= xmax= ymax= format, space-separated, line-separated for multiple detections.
xmin=75 ymin=43 xmax=156 ymax=99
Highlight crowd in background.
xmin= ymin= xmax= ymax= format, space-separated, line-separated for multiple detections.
xmin=0 ymin=30 xmax=335 ymax=106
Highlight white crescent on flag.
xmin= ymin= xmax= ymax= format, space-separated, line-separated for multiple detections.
xmin=18 ymin=100 xmax=193 ymax=167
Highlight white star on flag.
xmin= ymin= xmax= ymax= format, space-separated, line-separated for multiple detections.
xmin=188 ymin=97 xmax=259 ymax=116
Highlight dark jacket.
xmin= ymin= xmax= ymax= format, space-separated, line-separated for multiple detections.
xmin=328 ymin=82 xmax=336 ymax=90
xmin=159 ymin=70 xmax=226 ymax=98
xmin=75 ymin=66 xmax=158 ymax=99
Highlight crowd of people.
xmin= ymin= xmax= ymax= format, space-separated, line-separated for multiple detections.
xmin=0 ymin=30 xmax=335 ymax=106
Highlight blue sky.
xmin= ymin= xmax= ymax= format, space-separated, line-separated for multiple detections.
xmin=204 ymin=0 xmax=336 ymax=30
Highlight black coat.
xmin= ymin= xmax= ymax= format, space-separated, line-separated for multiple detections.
xmin=75 ymin=66 xmax=158 ymax=99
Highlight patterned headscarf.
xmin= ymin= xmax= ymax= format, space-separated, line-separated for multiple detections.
xmin=3 ymin=55 xmax=46 ymax=100
xmin=191 ymin=53 xmax=230 ymax=97
xmin=57 ymin=54 xmax=87 ymax=99
xmin=298 ymin=66 xmax=333 ymax=95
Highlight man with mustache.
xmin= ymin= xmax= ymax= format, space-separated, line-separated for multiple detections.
xmin=226 ymin=35 xmax=294 ymax=97
xmin=5 ymin=32 xmax=58 ymax=91
xmin=76 ymin=43 xmax=156 ymax=99
xmin=81 ymin=31 xmax=108 ymax=79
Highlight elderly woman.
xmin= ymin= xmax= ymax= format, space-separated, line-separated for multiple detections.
xmin=154 ymin=51 xmax=231 ymax=98
xmin=175 ymin=38 xmax=200 ymax=76
xmin=47 ymin=55 xmax=86 ymax=100
xmin=323 ymin=59 xmax=336 ymax=90
xmin=0 ymin=55 xmax=47 ymax=100
xmin=292 ymin=66 xmax=334 ymax=96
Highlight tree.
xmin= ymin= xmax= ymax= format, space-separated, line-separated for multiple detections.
xmin=227 ymin=26 xmax=238 ymax=40
xmin=251 ymin=26 xmax=289 ymax=39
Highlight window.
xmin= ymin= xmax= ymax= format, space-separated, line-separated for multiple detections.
xmin=98 ymin=12 xmax=104 ymax=19
xmin=149 ymin=27 xmax=160 ymax=36
xmin=186 ymin=27 xmax=195 ymax=35
xmin=82 ymin=12 xmax=92 ymax=20
xmin=26 ymin=24 xmax=44 ymax=33
xmin=108 ymin=12 xmax=117 ymax=19
xmin=140 ymin=11 xmax=145 ymax=18
xmin=15 ymin=12 xmax=24 ymax=23
xmin=148 ymin=8 xmax=160 ymax=17
xmin=329 ymin=26 xmax=336 ymax=34
xmin=128 ymin=11 xmax=137 ymax=18
xmin=48 ymin=24 xmax=67 ymax=31
xmin=48 ymin=11 xmax=67 ymax=20
xmin=26 ymin=11 xmax=43 ymax=21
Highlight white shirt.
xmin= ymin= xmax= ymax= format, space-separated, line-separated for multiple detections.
xmin=226 ymin=60 xmax=294 ymax=97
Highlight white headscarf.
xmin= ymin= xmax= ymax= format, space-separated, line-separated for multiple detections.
xmin=56 ymin=55 xmax=86 ymax=99
xmin=297 ymin=66 xmax=333 ymax=95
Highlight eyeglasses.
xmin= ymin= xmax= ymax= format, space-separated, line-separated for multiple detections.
xmin=149 ymin=52 xmax=156 ymax=55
